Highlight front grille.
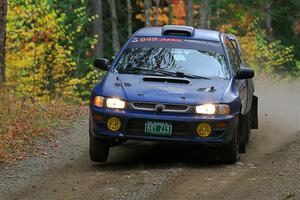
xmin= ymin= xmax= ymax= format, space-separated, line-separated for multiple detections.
xmin=127 ymin=119 xmax=191 ymax=137
xmin=132 ymin=102 xmax=157 ymax=110
xmin=131 ymin=102 xmax=190 ymax=113
xmin=164 ymin=104 xmax=188 ymax=111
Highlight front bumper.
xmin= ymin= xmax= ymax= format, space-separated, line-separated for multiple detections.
xmin=90 ymin=106 xmax=239 ymax=146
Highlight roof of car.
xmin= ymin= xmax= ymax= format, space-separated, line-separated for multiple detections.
xmin=134 ymin=26 xmax=221 ymax=42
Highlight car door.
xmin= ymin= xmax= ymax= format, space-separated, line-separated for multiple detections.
xmin=225 ymin=37 xmax=248 ymax=115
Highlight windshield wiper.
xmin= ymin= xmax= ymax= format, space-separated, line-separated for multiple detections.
xmin=156 ymin=70 xmax=210 ymax=79
xmin=175 ymin=71 xmax=210 ymax=79
xmin=119 ymin=66 xmax=210 ymax=79
xmin=154 ymin=69 xmax=178 ymax=77
xmin=118 ymin=67 xmax=167 ymax=76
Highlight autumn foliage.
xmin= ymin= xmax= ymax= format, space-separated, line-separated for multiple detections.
xmin=136 ymin=0 xmax=186 ymax=26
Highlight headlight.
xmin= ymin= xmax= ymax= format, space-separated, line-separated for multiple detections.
xmin=106 ymin=98 xmax=126 ymax=109
xmin=196 ymin=104 xmax=230 ymax=115
xmin=94 ymin=96 xmax=104 ymax=108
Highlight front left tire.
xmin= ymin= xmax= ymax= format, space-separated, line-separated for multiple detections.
xmin=218 ymin=125 xmax=240 ymax=164
xmin=239 ymin=112 xmax=251 ymax=153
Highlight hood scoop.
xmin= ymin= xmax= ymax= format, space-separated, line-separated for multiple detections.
xmin=143 ymin=77 xmax=190 ymax=84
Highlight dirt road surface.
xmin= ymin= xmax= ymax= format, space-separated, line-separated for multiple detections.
xmin=1 ymin=79 xmax=299 ymax=200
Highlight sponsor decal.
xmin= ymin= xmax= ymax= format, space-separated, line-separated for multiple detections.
xmin=131 ymin=37 xmax=220 ymax=47
xmin=183 ymin=39 xmax=221 ymax=47
xmin=131 ymin=37 xmax=183 ymax=43
xmin=159 ymin=38 xmax=183 ymax=42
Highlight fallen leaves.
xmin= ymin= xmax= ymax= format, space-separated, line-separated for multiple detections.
xmin=0 ymin=92 xmax=85 ymax=167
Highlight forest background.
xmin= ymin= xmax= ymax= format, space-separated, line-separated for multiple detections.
xmin=1 ymin=0 xmax=300 ymax=101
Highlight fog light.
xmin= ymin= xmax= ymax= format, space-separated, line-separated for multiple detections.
xmin=196 ymin=123 xmax=212 ymax=137
xmin=107 ymin=117 xmax=121 ymax=132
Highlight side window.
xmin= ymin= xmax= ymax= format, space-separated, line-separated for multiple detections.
xmin=225 ymin=38 xmax=240 ymax=73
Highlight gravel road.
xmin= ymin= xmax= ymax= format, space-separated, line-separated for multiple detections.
xmin=0 ymin=79 xmax=299 ymax=200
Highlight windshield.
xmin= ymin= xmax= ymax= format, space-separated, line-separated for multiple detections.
xmin=115 ymin=47 xmax=229 ymax=79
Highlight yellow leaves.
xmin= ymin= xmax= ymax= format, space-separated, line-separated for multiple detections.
xmin=6 ymin=0 xmax=77 ymax=101
xmin=76 ymin=26 xmax=82 ymax=33
xmin=135 ymin=0 xmax=178 ymax=26
xmin=218 ymin=23 xmax=239 ymax=35
xmin=136 ymin=13 xmax=145 ymax=21
xmin=14 ymin=6 xmax=21 ymax=14
xmin=69 ymin=78 xmax=81 ymax=85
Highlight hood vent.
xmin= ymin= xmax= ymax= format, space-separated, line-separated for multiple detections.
xmin=143 ymin=77 xmax=190 ymax=84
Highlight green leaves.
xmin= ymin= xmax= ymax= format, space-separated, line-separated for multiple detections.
xmin=229 ymin=19 xmax=297 ymax=79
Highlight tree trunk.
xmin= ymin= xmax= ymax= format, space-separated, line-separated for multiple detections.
xmin=144 ymin=0 xmax=150 ymax=27
xmin=206 ymin=0 xmax=211 ymax=29
xmin=265 ymin=1 xmax=272 ymax=42
xmin=127 ymin=0 xmax=132 ymax=37
xmin=185 ymin=0 xmax=194 ymax=26
xmin=168 ymin=0 xmax=172 ymax=25
xmin=91 ymin=0 xmax=104 ymax=57
xmin=154 ymin=0 xmax=160 ymax=26
xmin=109 ymin=0 xmax=120 ymax=55
xmin=199 ymin=0 xmax=206 ymax=28
xmin=216 ymin=0 xmax=220 ymax=24
xmin=0 ymin=0 xmax=7 ymax=86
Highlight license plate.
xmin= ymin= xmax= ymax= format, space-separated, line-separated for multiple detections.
xmin=144 ymin=121 xmax=172 ymax=136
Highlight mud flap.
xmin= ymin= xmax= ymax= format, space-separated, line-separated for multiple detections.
xmin=251 ymin=95 xmax=258 ymax=129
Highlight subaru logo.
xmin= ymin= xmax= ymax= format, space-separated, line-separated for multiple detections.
xmin=156 ymin=104 xmax=165 ymax=113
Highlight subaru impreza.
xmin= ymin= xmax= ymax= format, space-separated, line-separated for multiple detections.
xmin=89 ymin=25 xmax=258 ymax=164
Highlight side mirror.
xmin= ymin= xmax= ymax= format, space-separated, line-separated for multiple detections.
xmin=93 ymin=58 xmax=110 ymax=71
xmin=235 ymin=68 xmax=254 ymax=79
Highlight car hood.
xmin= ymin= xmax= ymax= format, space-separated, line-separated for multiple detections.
xmin=97 ymin=73 xmax=231 ymax=105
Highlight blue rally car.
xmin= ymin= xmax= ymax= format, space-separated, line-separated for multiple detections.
xmin=89 ymin=25 xmax=258 ymax=164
